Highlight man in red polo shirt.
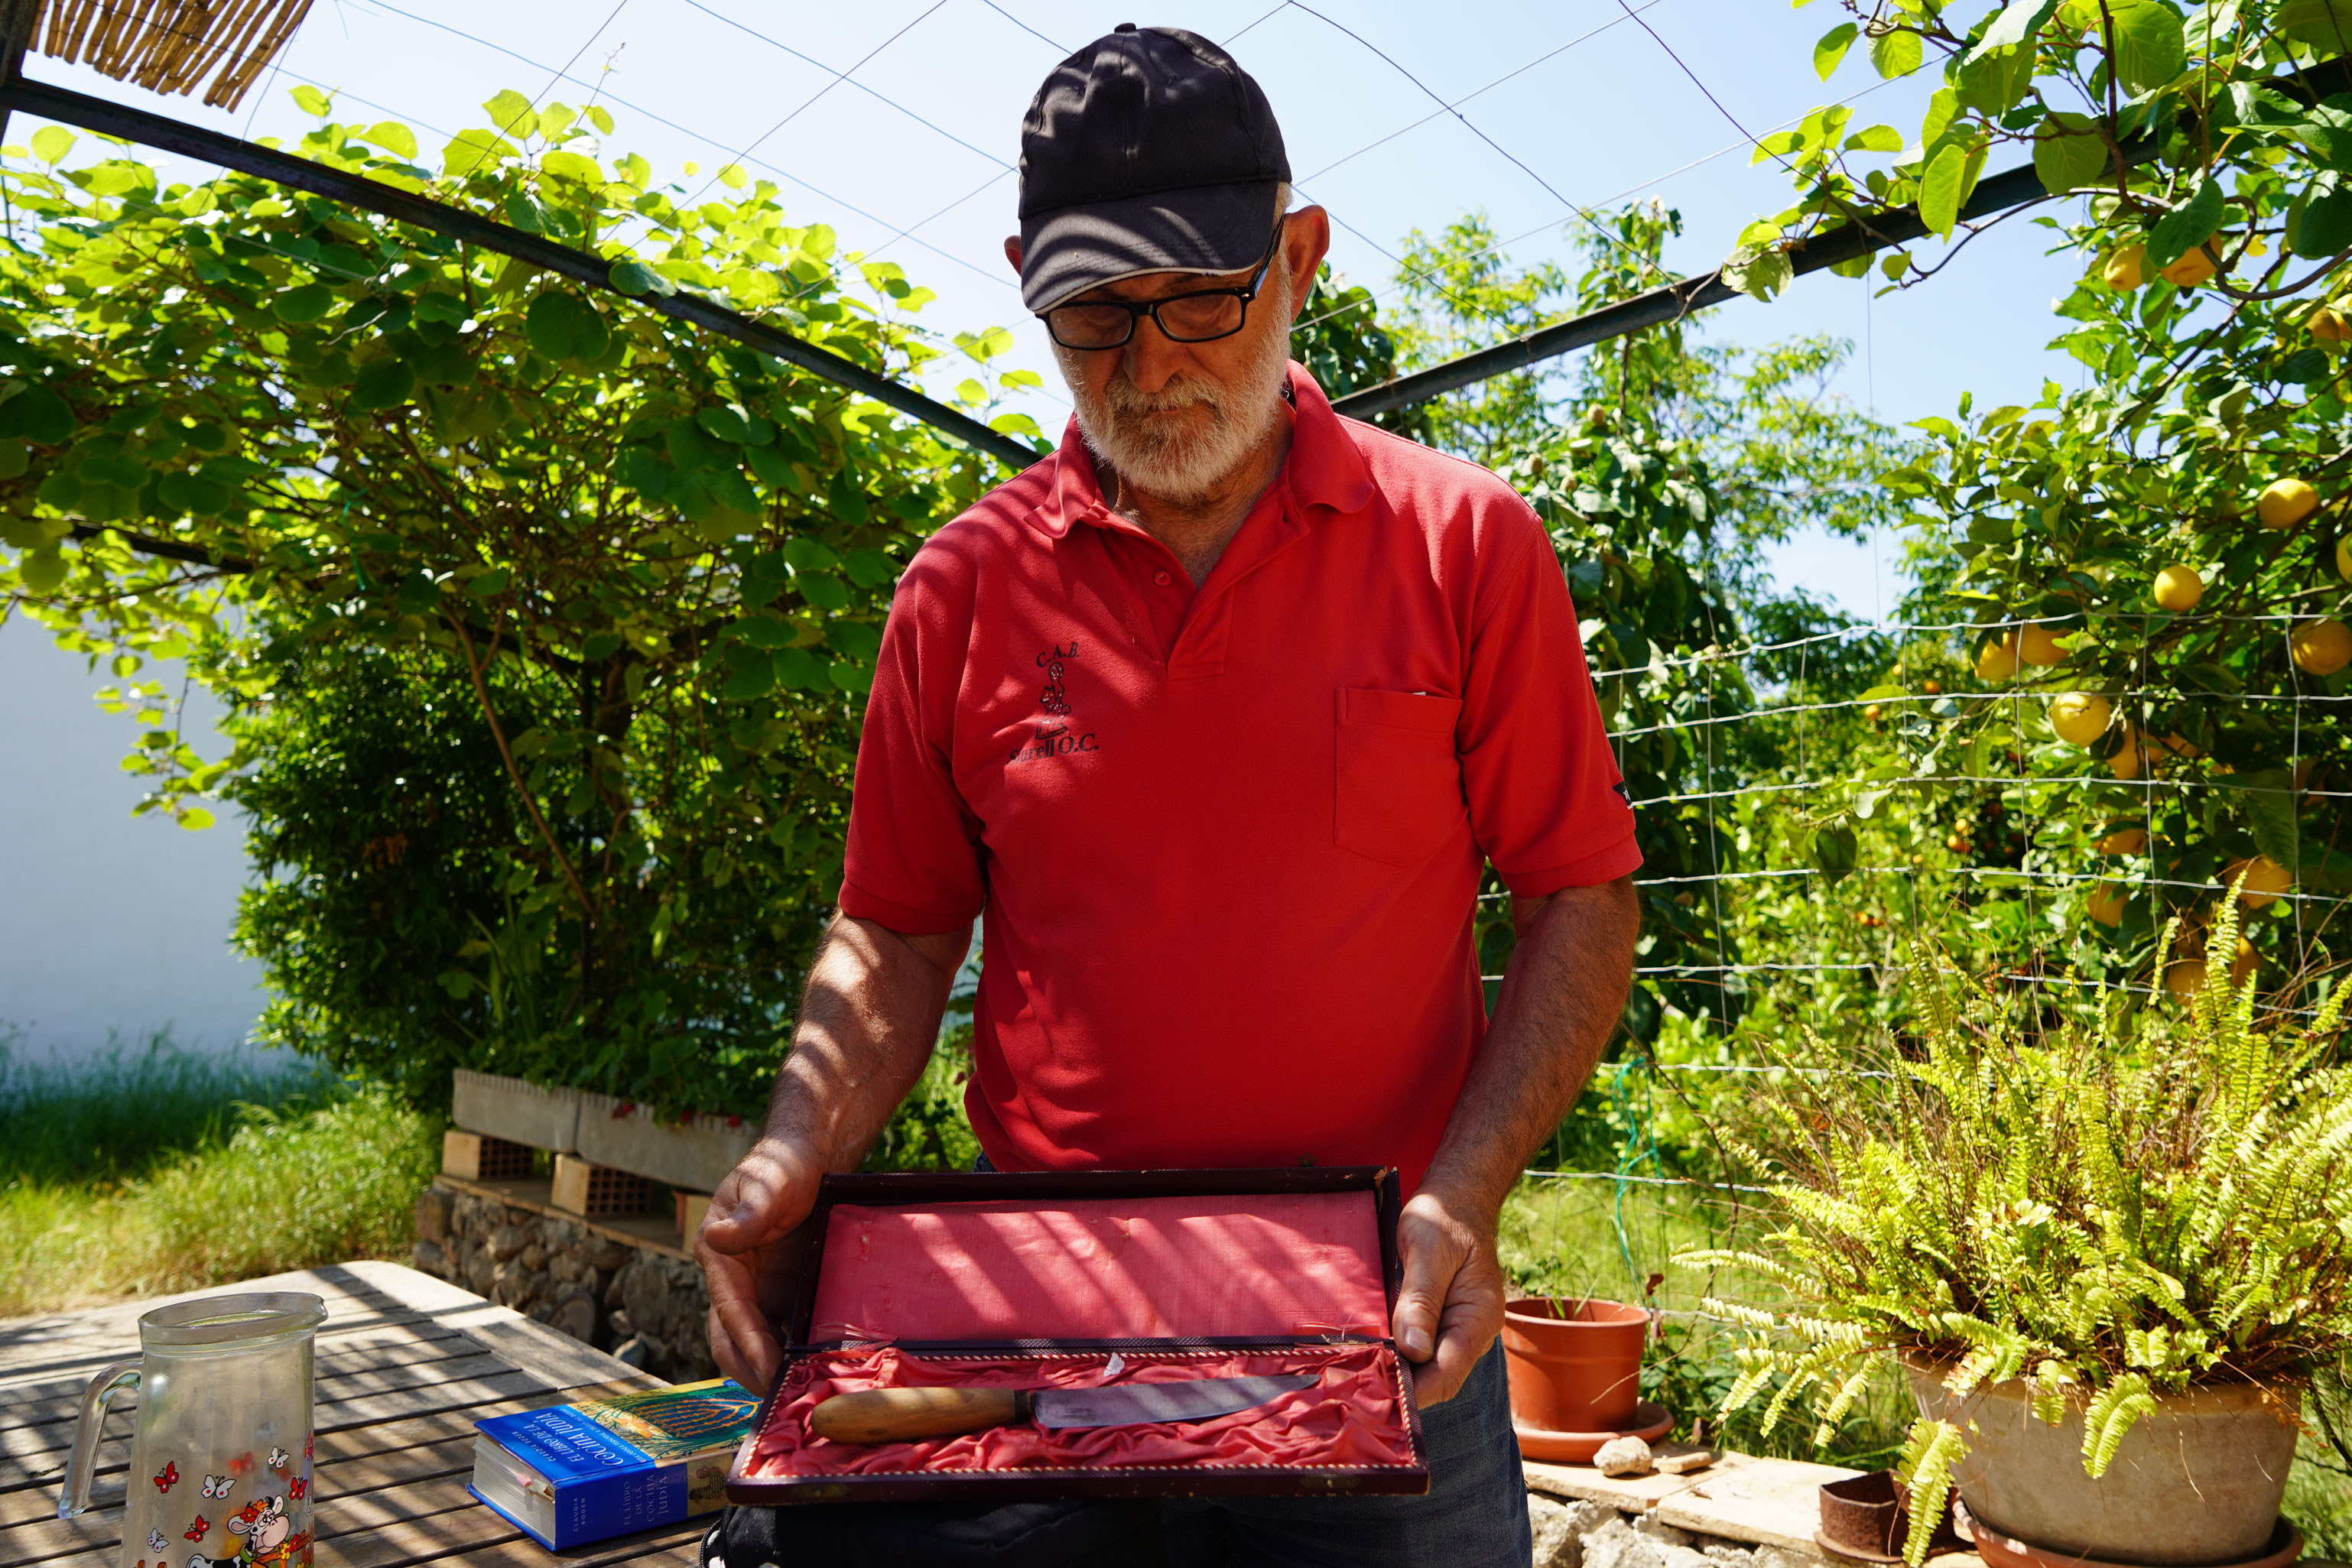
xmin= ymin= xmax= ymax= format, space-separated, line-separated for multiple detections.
xmin=698 ymin=24 xmax=1639 ymax=1567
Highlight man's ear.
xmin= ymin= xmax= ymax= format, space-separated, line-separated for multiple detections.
xmin=1280 ymin=206 xmax=1333 ymax=323
xmin=1004 ymin=236 xmax=1024 ymax=276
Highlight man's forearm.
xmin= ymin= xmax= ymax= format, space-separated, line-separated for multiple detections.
xmin=1419 ymin=877 xmax=1641 ymax=1218
xmin=763 ymin=913 xmax=972 ymax=1171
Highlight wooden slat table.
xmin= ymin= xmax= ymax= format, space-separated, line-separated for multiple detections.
xmin=0 ymin=1260 xmax=713 ymax=1567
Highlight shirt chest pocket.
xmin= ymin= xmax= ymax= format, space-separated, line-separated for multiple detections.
xmin=1335 ymin=688 xmax=1467 ymax=865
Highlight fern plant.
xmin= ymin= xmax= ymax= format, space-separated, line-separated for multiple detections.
xmin=1678 ymin=892 xmax=2352 ymax=1565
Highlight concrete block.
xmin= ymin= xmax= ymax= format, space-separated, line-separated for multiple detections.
xmin=452 ymin=1068 xmax=581 ymax=1151
xmin=573 ymin=1089 xmax=756 ymax=1191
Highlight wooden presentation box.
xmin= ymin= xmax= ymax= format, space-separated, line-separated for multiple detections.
xmin=726 ymin=1166 xmax=1431 ymax=1505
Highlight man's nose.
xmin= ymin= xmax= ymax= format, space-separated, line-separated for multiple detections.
xmin=1117 ymin=313 xmax=1188 ymax=393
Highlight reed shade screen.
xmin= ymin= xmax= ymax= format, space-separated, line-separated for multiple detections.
xmin=32 ymin=0 xmax=313 ymax=109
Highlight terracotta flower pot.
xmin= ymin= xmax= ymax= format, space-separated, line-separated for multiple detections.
xmin=1501 ymin=1297 xmax=1649 ymax=1433
xmin=1906 ymin=1359 xmax=2299 ymax=1565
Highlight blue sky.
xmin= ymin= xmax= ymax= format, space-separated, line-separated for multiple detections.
xmin=10 ymin=0 xmax=2083 ymax=613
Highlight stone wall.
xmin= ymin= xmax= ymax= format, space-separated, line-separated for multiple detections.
xmin=411 ymin=1180 xmax=717 ymax=1384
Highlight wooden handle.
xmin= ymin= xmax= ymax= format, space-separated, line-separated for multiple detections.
xmin=810 ymin=1385 xmax=1033 ymax=1443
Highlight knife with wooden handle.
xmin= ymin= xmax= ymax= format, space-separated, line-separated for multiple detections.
xmin=810 ymin=1374 xmax=1317 ymax=1443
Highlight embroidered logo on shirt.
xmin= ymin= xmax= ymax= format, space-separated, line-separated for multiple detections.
xmin=1012 ymin=641 xmax=1098 ymax=762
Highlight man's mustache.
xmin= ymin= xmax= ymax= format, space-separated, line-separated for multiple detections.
xmin=1103 ymin=375 xmax=1226 ymax=420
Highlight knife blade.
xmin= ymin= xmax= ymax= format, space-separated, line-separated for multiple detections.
xmin=810 ymin=1373 xmax=1317 ymax=1443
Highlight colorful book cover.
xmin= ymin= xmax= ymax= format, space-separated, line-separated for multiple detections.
xmin=468 ymin=1379 xmax=760 ymax=1550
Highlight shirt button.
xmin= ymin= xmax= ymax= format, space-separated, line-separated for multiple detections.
xmin=1154 ymin=570 xmax=1172 ymax=586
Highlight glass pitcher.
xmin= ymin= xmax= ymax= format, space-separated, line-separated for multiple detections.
xmin=60 ymin=1291 xmax=326 ymax=1568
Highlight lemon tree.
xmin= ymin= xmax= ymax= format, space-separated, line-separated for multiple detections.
xmin=0 ymin=89 xmax=1039 ymax=1111
xmin=1747 ymin=1 xmax=2352 ymax=988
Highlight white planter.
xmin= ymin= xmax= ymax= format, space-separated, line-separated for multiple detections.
xmin=1907 ymin=1361 xmax=2298 ymax=1564
xmin=573 ymin=1089 xmax=757 ymax=1192
xmin=451 ymin=1069 xmax=583 ymax=1152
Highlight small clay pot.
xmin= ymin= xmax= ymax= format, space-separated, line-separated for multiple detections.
xmin=1500 ymin=1297 xmax=1649 ymax=1433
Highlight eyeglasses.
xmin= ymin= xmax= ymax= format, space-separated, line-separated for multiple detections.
xmin=1040 ymin=220 xmax=1286 ymax=352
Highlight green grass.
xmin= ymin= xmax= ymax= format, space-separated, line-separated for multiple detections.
xmin=0 ymin=1034 xmax=440 ymax=1314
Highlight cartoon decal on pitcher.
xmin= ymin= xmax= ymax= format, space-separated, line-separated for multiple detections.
xmin=184 ymin=1492 xmax=310 ymax=1568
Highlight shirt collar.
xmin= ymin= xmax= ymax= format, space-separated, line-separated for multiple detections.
xmin=1025 ymin=361 xmax=1375 ymax=541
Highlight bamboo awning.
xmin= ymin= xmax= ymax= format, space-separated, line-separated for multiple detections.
xmin=12 ymin=0 xmax=312 ymax=111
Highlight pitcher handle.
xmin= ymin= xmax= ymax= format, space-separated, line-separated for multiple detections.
xmin=57 ymin=1358 xmax=139 ymax=1520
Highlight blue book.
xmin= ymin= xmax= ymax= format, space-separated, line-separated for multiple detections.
xmin=468 ymin=1379 xmax=762 ymax=1550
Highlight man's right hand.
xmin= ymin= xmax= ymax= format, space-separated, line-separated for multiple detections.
xmin=694 ymin=1134 xmax=825 ymax=1392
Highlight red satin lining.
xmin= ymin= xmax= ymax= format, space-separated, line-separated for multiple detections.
xmin=741 ymin=1343 xmax=1417 ymax=1479
xmin=807 ymin=1193 xmax=1390 ymax=1342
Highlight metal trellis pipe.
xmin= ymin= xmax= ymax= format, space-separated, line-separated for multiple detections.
xmin=0 ymin=73 xmax=1045 ymax=472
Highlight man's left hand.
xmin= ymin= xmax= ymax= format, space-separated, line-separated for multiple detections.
xmin=1391 ymin=1186 xmax=1506 ymax=1405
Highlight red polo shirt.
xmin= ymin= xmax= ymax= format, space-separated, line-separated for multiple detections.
xmin=839 ymin=363 xmax=1639 ymax=1189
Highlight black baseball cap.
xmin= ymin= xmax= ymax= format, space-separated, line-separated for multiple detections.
xmin=1016 ymin=24 xmax=1291 ymax=313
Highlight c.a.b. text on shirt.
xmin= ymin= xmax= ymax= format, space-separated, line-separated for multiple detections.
xmin=1011 ymin=639 xmax=1099 ymax=763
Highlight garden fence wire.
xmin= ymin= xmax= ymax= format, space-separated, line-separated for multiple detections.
xmin=1504 ymin=609 xmax=2351 ymax=1382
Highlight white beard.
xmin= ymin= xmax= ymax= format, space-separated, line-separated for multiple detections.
xmin=1060 ymin=270 xmax=1293 ymax=505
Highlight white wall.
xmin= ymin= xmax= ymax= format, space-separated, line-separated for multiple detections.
xmin=0 ymin=615 xmax=264 ymax=1063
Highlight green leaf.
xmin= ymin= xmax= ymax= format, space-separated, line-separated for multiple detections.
xmin=1870 ymin=28 xmax=1923 ymax=77
xmin=1814 ymin=823 xmax=1860 ymax=885
xmin=541 ymin=149 xmax=605 ymax=186
xmin=466 ymin=566 xmax=512 ymax=597
xmin=526 ymin=291 xmax=602 ymax=361
xmin=274 ymin=283 xmax=336 ymax=323
xmin=586 ymin=104 xmax=614 ymax=135
xmin=18 ymin=545 xmax=66 ymax=594
xmin=800 ymin=575 xmax=851 ymax=612
xmin=697 ymin=405 xmax=752 ymax=443
xmin=440 ymin=129 xmax=518 ymax=176
xmin=291 ymin=85 xmax=333 ymax=117
xmin=2112 ymin=1 xmax=2186 ymax=91
xmin=717 ymin=162 xmax=749 ymax=190
xmin=1919 ymin=141 xmax=1974 ymax=236
xmin=1970 ymin=0 xmax=2058 ymax=57
xmin=1814 ymin=21 xmax=1860 ymax=77
xmin=178 ymin=807 xmax=216 ymax=830
xmin=827 ymin=468 xmax=872 ymax=525
xmin=609 ymin=258 xmax=675 ymax=297
xmin=362 ymin=122 xmax=418 ymax=160
xmin=781 ymin=537 xmax=841 ymax=573
xmin=0 ymin=384 xmax=75 ymax=445
xmin=842 ymin=547 xmax=895 ymax=588
xmin=481 ymin=89 xmax=539 ymax=141
xmin=2033 ymin=112 xmax=2109 ymax=195
xmin=1722 ymin=244 xmax=1794 ymax=301
xmin=28 ymin=126 xmax=72 ymax=167
xmin=349 ymin=355 xmax=415 ymax=414
xmin=1845 ymin=124 xmax=1905 ymax=153
xmin=2147 ymin=177 xmax=2223 ymax=268
xmin=2297 ymin=187 xmax=2352 ymax=255
xmin=2241 ymin=768 xmax=2302 ymax=872
xmin=2279 ymin=0 xmax=2352 ymax=50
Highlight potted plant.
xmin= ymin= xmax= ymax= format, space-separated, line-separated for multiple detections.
xmin=1678 ymin=901 xmax=2352 ymax=1566
xmin=1501 ymin=1295 xmax=1652 ymax=1440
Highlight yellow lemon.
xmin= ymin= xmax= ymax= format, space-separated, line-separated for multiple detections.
xmin=2227 ymin=855 xmax=2293 ymax=909
xmin=2165 ymin=956 xmax=2206 ymax=998
xmin=2019 ymin=623 xmax=2069 ymax=666
xmin=2259 ymin=477 xmax=2320 ymax=528
xmin=2160 ymin=732 xmax=2202 ymax=758
xmin=2097 ymin=826 xmax=2148 ymax=855
xmin=2152 ymin=565 xmax=2204 ymax=611
xmin=2160 ymin=243 xmax=2219 ymax=287
xmin=2231 ymin=936 xmax=2259 ymax=985
xmin=2048 ymin=691 xmax=2112 ymax=746
xmin=2108 ymin=724 xmax=2149 ymax=780
xmin=2313 ymin=305 xmax=2352 ymax=342
xmin=2103 ymin=244 xmax=2145 ymax=290
xmin=2085 ymin=883 xmax=2127 ymax=927
xmin=1976 ymin=635 xmax=2019 ymax=683
xmin=2338 ymin=535 xmax=2352 ymax=581
xmin=2292 ymin=617 xmax=2352 ymax=674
